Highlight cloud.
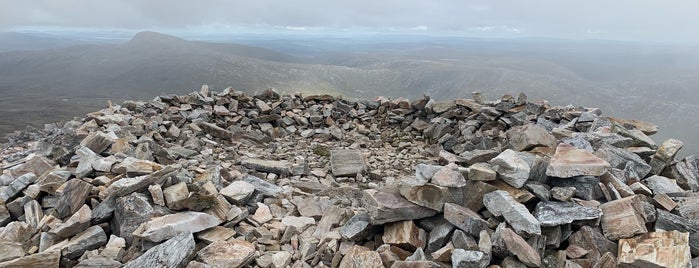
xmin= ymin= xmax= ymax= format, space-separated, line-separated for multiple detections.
xmin=411 ymin=25 xmax=428 ymax=31
xmin=470 ymin=25 xmax=521 ymax=33
xmin=1 ymin=0 xmax=698 ymax=41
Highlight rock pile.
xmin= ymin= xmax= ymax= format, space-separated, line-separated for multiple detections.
xmin=1 ymin=86 xmax=699 ymax=268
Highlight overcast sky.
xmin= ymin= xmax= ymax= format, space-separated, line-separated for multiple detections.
xmin=2 ymin=0 xmax=698 ymax=42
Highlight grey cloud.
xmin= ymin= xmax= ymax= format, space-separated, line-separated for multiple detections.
xmin=1 ymin=0 xmax=698 ymax=41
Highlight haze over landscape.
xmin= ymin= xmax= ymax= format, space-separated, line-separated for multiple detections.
xmin=1 ymin=0 xmax=698 ymax=157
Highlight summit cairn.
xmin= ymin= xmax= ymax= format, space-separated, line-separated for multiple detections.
xmin=0 ymin=87 xmax=698 ymax=267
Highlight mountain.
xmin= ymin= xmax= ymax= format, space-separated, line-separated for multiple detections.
xmin=0 ymin=31 xmax=697 ymax=156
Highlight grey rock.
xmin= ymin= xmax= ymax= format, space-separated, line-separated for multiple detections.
xmin=240 ymin=158 xmax=291 ymax=175
xmin=611 ymin=123 xmax=657 ymax=149
xmin=525 ymin=182 xmax=550 ymax=201
xmin=54 ymin=178 xmax=92 ymax=219
xmin=415 ymin=164 xmax=442 ymax=184
xmin=399 ymin=183 xmax=454 ymax=211
xmin=444 ymin=203 xmax=489 ymax=237
xmin=104 ymin=165 xmax=180 ymax=198
xmin=670 ymin=155 xmax=699 ymax=191
xmin=0 ymin=206 xmax=10 ymax=227
xmin=467 ymin=163 xmax=497 ymax=181
xmin=0 ymin=242 xmax=24 ymax=263
xmin=546 ymin=143 xmax=610 ymax=178
xmin=451 ymin=249 xmax=489 ymax=268
xmin=548 ymin=176 xmax=602 ymax=201
xmin=489 ymin=149 xmax=531 ymax=188
xmin=50 ymin=204 xmax=91 ymax=238
xmin=533 ymin=201 xmax=602 ymax=227
xmin=340 ymin=212 xmax=374 ymax=241
xmin=61 ymin=225 xmax=108 ymax=259
xmin=649 ymin=139 xmax=684 ymax=174
xmin=425 ymin=220 xmax=455 ymax=253
xmin=132 ymin=212 xmax=222 ymax=242
xmin=483 ymin=190 xmax=541 ymax=236
xmin=363 ymin=189 xmax=438 ymax=225
xmin=431 ymin=163 xmax=467 ymax=187
xmin=0 ymin=250 xmax=60 ymax=267
xmin=242 ymin=175 xmax=283 ymax=197
xmin=220 ymin=181 xmax=256 ymax=204
xmin=112 ymin=192 xmax=154 ymax=243
xmin=644 ymin=175 xmax=684 ymax=195
xmin=196 ymin=240 xmax=256 ymax=268
xmin=330 ymin=150 xmax=367 ymax=176
xmin=550 ymin=187 xmax=576 ymax=201
xmin=594 ymin=144 xmax=652 ymax=178
xmin=506 ymin=123 xmax=557 ymax=151
xmin=124 ymin=233 xmax=195 ymax=268
xmin=0 ymin=172 xmax=36 ymax=204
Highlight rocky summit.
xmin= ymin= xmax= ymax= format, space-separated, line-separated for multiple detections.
xmin=1 ymin=86 xmax=699 ymax=268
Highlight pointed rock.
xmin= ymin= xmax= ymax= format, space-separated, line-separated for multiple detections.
xmin=483 ymin=190 xmax=541 ymax=236
xmin=489 ymin=149 xmax=530 ymax=188
xmin=444 ymin=203 xmax=489 ymax=237
xmin=500 ymin=227 xmax=541 ymax=267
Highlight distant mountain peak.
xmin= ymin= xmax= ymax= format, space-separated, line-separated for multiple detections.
xmin=128 ymin=31 xmax=185 ymax=45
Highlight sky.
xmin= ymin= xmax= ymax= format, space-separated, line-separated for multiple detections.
xmin=2 ymin=0 xmax=699 ymax=42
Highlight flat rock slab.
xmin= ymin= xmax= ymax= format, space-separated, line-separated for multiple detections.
xmin=241 ymin=158 xmax=291 ymax=175
xmin=196 ymin=240 xmax=255 ymax=268
xmin=363 ymin=189 xmax=438 ymax=225
xmin=103 ymin=165 xmax=180 ymax=198
xmin=0 ymin=250 xmax=60 ymax=267
xmin=618 ymin=230 xmax=691 ymax=268
xmin=506 ymin=123 xmax=557 ymax=151
xmin=60 ymin=225 xmax=108 ymax=259
xmin=331 ymin=150 xmax=367 ymax=177
xmin=546 ymin=143 xmax=610 ymax=178
xmin=124 ymin=233 xmax=195 ymax=268
xmin=534 ymin=201 xmax=602 ymax=227
xmin=132 ymin=211 xmax=221 ymax=242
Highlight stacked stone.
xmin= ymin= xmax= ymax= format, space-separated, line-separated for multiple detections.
xmin=0 ymin=86 xmax=697 ymax=267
